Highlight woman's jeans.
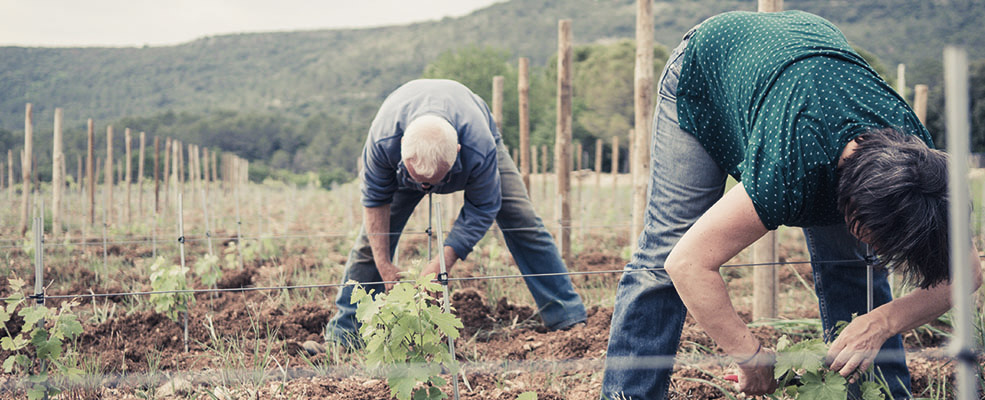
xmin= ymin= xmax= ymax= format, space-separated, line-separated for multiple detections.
xmin=327 ymin=142 xmax=587 ymax=346
xmin=600 ymin=31 xmax=911 ymax=400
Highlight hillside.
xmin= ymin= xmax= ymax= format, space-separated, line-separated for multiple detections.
xmin=1 ymin=0 xmax=983 ymax=180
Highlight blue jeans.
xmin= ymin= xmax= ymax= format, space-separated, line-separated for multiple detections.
xmin=327 ymin=142 xmax=587 ymax=345
xmin=600 ymin=31 xmax=911 ymax=400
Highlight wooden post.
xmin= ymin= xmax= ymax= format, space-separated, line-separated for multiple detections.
xmin=610 ymin=135 xmax=619 ymax=193
xmin=7 ymin=149 xmax=12 ymax=202
xmin=171 ymin=140 xmax=179 ymax=208
xmin=492 ymin=75 xmax=505 ymax=130
xmin=758 ymin=0 xmax=783 ymax=12
xmin=914 ymin=84 xmax=929 ymax=125
xmin=541 ymin=144 xmax=549 ymax=199
xmin=18 ymin=104 xmax=33 ymax=235
xmin=896 ymin=64 xmax=907 ymax=100
xmin=631 ymin=0 xmax=654 ymax=243
xmin=138 ymin=132 xmax=146 ymax=218
xmin=52 ymin=108 xmax=64 ymax=237
xmin=595 ymin=138 xmax=603 ymax=196
xmin=87 ymin=120 xmax=94 ymax=225
xmin=125 ymin=128 xmax=132 ymax=227
xmin=753 ymin=0 xmax=781 ymax=322
xmin=178 ymin=140 xmax=185 ymax=192
xmin=154 ymin=137 xmax=160 ymax=213
xmin=518 ymin=57 xmax=532 ymax=193
xmin=76 ymin=155 xmax=82 ymax=195
xmin=211 ymin=150 xmax=218 ymax=189
xmin=556 ymin=19 xmax=573 ymax=264
xmin=105 ymin=126 xmax=114 ymax=226
xmin=163 ymin=137 xmax=171 ymax=203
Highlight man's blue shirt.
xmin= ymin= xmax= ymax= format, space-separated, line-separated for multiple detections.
xmin=360 ymin=79 xmax=501 ymax=260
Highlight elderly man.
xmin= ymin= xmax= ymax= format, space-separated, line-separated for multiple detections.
xmin=327 ymin=79 xmax=587 ymax=347
xmin=601 ymin=10 xmax=983 ymax=400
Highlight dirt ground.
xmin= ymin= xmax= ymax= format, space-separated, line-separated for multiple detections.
xmin=0 ymin=231 xmax=976 ymax=400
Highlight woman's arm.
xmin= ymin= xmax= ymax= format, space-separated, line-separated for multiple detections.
xmin=664 ymin=183 xmax=774 ymax=395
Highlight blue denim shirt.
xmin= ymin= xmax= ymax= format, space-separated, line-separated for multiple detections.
xmin=360 ymin=79 xmax=502 ymax=260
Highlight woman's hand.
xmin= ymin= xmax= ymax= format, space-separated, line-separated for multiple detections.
xmin=736 ymin=347 xmax=778 ymax=395
xmin=825 ymin=312 xmax=892 ymax=377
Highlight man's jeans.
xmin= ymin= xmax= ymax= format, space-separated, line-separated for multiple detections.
xmin=600 ymin=31 xmax=911 ymax=400
xmin=327 ymin=142 xmax=587 ymax=345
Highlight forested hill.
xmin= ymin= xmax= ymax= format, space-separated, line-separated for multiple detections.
xmin=1 ymin=0 xmax=983 ymax=183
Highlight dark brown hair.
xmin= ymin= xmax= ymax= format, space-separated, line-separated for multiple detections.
xmin=837 ymin=128 xmax=950 ymax=289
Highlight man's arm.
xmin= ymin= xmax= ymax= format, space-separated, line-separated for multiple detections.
xmin=827 ymin=246 xmax=983 ymax=376
xmin=444 ymin=148 xmax=501 ymax=261
xmin=664 ymin=183 xmax=775 ymax=395
xmin=365 ymin=204 xmax=402 ymax=291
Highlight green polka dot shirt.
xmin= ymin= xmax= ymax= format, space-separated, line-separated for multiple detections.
xmin=677 ymin=10 xmax=932 ymax=229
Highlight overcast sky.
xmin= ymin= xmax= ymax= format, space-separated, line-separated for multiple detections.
xmin=0 ymin=0 xmax=504 ymax=47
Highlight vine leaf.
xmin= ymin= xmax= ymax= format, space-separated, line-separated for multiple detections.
xmin=774 ymin=337 xmax=828 ymax=380
xmin=797 ymin=372 xmax=847 ymax=400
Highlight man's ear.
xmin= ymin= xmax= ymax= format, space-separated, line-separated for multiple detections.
xmin=457 ymin=144 xmax=461 ymax=153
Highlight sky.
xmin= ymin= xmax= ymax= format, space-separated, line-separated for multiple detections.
xmin=0 ymin=0 xmax=504 ymax=47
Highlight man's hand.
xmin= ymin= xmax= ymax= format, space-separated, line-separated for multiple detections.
xmin=736 ymin=348 xmax=778 ymax=396
xmin=826 ymin=312 xmax=892 ymax=378
xmin=420 ymin=245 xmax=459 ymax=282
xmin=375 ymin=261 xmax=402 ymax=292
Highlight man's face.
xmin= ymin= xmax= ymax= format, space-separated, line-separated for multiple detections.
xmin=404 ymin=160 xmax=451 ymax=191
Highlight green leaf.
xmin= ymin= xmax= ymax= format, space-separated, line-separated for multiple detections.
xmin=2 ymin=355 xmax=16 ymax=373
xmin=797 ymin=372 xmax=848 ymax=400
xmin=27 ymin=386 xmax=47 ymax=400
xmin=430 ymin=312 xmax=462 ymax=339
xmin=390 ymin=376 xmax=417 ymax=400
xmin=1 ymin=336 xmax=16 ymax=351
xmin=19 ymin=306 xmax=48 ymax=328
xmin=57 ymin=315 xmax=84 ymax=339
xmin=517 ymin=392 xmax=538 ymax=400
xmin=860 ymin=380 xmax=884 ymax=400
xmin=774 ymin=338 xmax=828 ymax=379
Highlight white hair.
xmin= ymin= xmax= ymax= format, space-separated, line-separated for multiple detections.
xmin=401 ymin=115 xmax=458 ymax=179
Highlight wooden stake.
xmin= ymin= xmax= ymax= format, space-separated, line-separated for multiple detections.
xmin=154 ymin=137 xmax=160 ymax=213
xmin=52 ymin=108 xmax=64 ymax=237
xmin=632 ymin=0 xmax=654 ymax=243
xmin=758 ymin=0 xmax=783 ymax=12
xmin=163 ymin=137 xmax=171 ymax=203
xmin=897 ymin=64 xmax=907 ymax=100
xmin=541 ymin=144 xmax=548 ymax=199
xmin=492 ymin=75 xmax=504 ymax=130
xmin=595 ymin=138 xmax=603 ymax=195
xmin=125 ymin=128 xmax=133 ymax=227
xmin=105 ymin=126 xmax=114 ymax=226
xmin=211 ymin=150 xmax=218 ymax=188
xmin=753 ymin=0 xmax=782 ymax=321
xmin=138 ymin=132 xmax=146 ymax=218
xmin=556 ymin=19 xmax=573 ymax=265
xmin=518 ymin=57 xmax=531 ymax=193
xmin=19 ymin=103 xmax=33 ymax=236
xmin=914 ymin=84 xmax=929 ymax=125
xmin=7 ymin=149 xmax=12 ymax=202
xmin=87 ymin=120 xmax=95 ymax=228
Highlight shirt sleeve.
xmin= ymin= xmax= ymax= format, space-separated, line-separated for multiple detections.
xmin=360 ymin=136 xmax=398 ymax=208
xmin=444 ymin=147 xmax=501 ymax=260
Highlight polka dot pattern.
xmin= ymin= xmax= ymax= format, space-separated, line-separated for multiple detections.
xmin=677 ymin=11 xmax=932 ymax=229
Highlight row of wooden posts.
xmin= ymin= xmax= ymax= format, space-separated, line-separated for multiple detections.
xmin=3 ymin=103 xmax=251 ymax=239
